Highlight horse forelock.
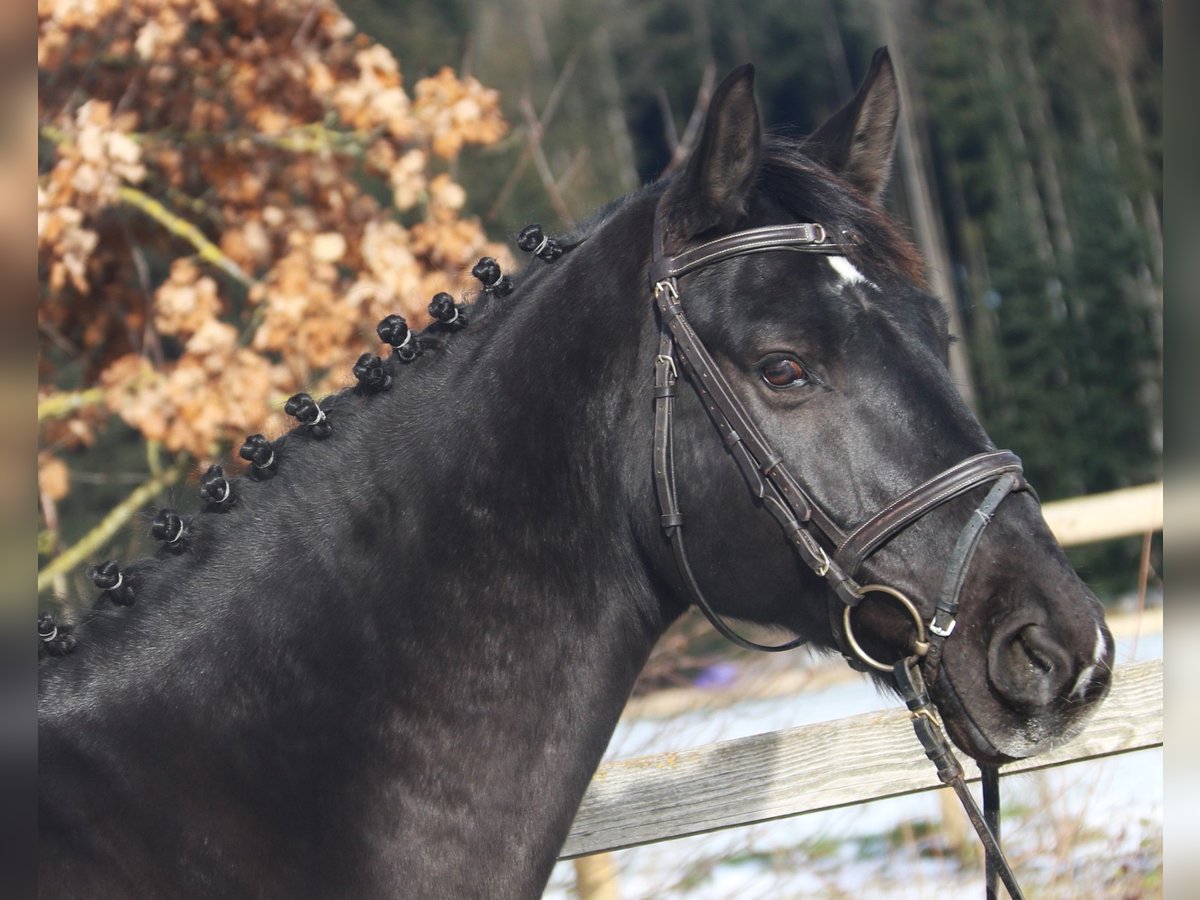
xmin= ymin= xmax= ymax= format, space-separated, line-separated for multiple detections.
xmin=758 ymin=136 xmax=927 ymax=290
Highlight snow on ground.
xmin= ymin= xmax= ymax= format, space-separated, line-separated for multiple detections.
xmin=545 ymin=633 xmax=1162 ymax=899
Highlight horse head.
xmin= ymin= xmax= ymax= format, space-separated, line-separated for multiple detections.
xmin=646 ymin=51 xmax=1112 ymax=764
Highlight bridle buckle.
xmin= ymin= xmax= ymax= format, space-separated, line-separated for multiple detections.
xmin=655 ymin=354 xmax=678 ymax=381
xmin=813 ymin=544 xmax=830 ymax=577
xmin=929 ymin=618 xmax=957 ymax=639
xmin=653 ymin=279 xmax=679 ymax=300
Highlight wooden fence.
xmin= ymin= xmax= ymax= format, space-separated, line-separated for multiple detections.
xmin=562 ymin=481 xmax=1164 ymax=861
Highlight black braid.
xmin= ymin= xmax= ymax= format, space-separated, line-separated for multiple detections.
xmin=352 ymin=353 xmax=392 ymax=393
xmin=87 ymin=559 xmax=136 ymax=607
xmin=199 ymin=464 xmax=235 ymax=510
xmin=284 ymin=392 xmax=333 ymax=439
xmin=38 ymin=611 xmax=77 ymax=658
xmin=427 ymin=292 xmax=469 ymax=332
xmin=239 ymin=434 xmax=278 ymax=480
xmin=150 ymin=508 xmax=188 ymax=554
xmin=516 ymin=224 xmax=564 ymax=262
xmin=471 ymin=257 xmax=514 ymax=297
xmin=377 ymin=314 xmax=422 ymax=362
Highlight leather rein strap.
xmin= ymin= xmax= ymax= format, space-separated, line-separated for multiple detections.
xmin=648 ymin=199 xmax=1028 ymax=899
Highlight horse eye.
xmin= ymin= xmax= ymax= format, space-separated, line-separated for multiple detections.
xmin=760 ymin=357 xmax=809 ymax=388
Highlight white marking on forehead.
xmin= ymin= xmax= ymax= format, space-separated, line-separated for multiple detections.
xmin=827 ymin=255 xmax=869 ymax=287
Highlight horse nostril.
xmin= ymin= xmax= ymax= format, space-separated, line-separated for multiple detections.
xmin=988 ymin=622 xmax=1073 ymax=710
xmin=1016 ymin=626 xmax=1055 ymax=673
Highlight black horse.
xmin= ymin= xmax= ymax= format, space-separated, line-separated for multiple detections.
xmin=39 ymin=51 xmax=1112 ymax=898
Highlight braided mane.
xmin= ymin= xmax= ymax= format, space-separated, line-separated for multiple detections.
xmin=40 ymin=223 xmax=582 ymax=660
xmin=42 ymin=134 xmax=931 ymax=662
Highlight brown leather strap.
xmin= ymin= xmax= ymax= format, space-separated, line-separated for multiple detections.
xmin=652 ymin=319 xmax=805 ymax=652
xmin=982 ymin=764 xmax=1005 ymax=900
xmin=921 ymin=473 xmax=1021 ymax=688
xmin=834 ymin=450 xmax=1026 ymax=575
xmin=896 ymin=659 xmax=1025 ymax=900
xmin=650 ymin=222 xmax=848 ymax=283
xmin=652 ymin=329 xmax=682 ymax=532
xmin=656 ymin=285 xmax=850 ymax=546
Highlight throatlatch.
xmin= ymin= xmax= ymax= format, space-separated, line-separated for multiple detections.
xmin=648 ymin=196 xmax=1029 ymax=899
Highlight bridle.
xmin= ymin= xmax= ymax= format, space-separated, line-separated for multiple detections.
xmin=648 ymin=199 xmax=1030 ymax=899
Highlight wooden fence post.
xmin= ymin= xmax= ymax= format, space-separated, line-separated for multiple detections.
xmin=573 ymin=852 xmax=620 ymax=900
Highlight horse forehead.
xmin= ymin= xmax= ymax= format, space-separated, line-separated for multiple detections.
xmin=827 ymin=255 xmax=871 ymax=288
xmin=730 ymin=251 xmax=867 ymax=320
xmin=692 ymin=241 xmax=935 ymax=346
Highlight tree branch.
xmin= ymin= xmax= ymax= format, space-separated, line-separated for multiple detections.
xmin=486 ymin=50 xmax=579 ymax=223
xmin=664 ymin=63 xmax=716 ymax=175
xmin=38 ymin=387 xmax=107 ymax=422
xmin=37 ymin=457 xmax=190 ymax=595
xmin=117 ymin=186 xmax=255 ymax=286
xmin=518 ymin=95 xmax=574 ymax=224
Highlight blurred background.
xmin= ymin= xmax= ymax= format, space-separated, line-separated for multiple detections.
xmin=35 ymin=0 xmax=1163 ymax=897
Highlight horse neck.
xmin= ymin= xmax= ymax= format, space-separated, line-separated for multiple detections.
xmin=40 ymin=199 xmax=675 ymax=896
xmin=358 ymin=221 xmax=675 ymax=891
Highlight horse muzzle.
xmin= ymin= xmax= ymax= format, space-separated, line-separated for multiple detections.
xmin=935 ymin=606 xmax=1114 ymax=763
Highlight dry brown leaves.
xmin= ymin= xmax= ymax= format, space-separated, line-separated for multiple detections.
xmin=38 ymin=0 xmax=511 ymax=495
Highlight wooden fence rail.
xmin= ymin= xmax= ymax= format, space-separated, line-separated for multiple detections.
xmin=1040 ymin=481 xmax=1162 ymax=546
xmin=562 ymin=658 xmax=1162 ymax=858
xmin=561 ymin=482 xmax=1164 ymax=860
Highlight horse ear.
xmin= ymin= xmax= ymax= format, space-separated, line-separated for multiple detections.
xmin=802 ymin=47 xmax=899 ymax=200
xmin=663 ymin=64 xmax=761 ymax=244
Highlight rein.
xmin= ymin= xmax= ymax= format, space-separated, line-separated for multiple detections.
xmin=649 ymin=201 xmax=1028 ymax=899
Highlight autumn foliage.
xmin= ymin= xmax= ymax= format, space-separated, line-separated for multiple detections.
xmin=38 ymin=0 xmax=510 ymax=531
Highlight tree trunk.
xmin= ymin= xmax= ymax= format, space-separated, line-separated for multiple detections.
xmin=876 ymin=0 xmax=977 ymax=408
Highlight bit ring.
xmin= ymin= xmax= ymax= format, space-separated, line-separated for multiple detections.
xmin=843 ymin=584 xmax=929 ymax=672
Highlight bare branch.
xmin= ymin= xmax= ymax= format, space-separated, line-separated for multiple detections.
xmin=117 ymin=186 xmax=255 ymax=287
xmin=664 ymin=63 xmax=716 ymax=175
xmin=38 ymin=387 xmax=106 ymax=423
xmin=655 ymin=86 xmax=679 ymax=153
xmin=37 ymin=457 xmax=190 ymax=595
xmin=486 ymin=50 xmax=579 ymax=222
xmin=518 ymin=95 xmax=573 ymax=224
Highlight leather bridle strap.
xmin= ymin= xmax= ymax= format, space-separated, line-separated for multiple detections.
xmin=982 ymin=764 xmax=1004 ymax=900
xmin=654 ymin=318 xmax=805 ymax=652
xmin=656 ymin=282 xmax=852 ymax=569
xmin=922 ymin=472 xmax=1021 ymax=688
xmin=835 ymin=452 xmax=1026 ymax=576
xmin=650 ymin=222 xmax=844 ymax=283
xmin=895 ymin=658 xmax=1025 ymax=900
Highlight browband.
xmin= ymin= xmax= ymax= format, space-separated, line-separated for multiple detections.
xmin=650 ymin=222 xmax=849 ymax=283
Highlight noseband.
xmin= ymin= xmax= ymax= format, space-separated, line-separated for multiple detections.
xmin=649 ymin=201 xmax=1030 ymax=899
